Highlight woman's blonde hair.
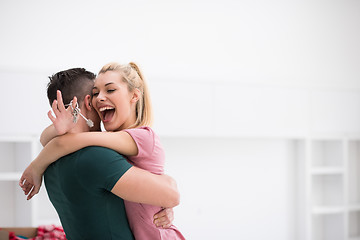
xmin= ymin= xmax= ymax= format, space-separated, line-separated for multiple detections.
xmin=99 ymin=62 xmax=153 ymax=128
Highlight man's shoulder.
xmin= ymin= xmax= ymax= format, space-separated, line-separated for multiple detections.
xmin=75 ymin=146 xmax=133 ymax=190
xmin=80 ymin=146 xmax=119 ymax=153
xmin=76 ymin=146 xmax=129 ymax=169
xmin=78 ymin=146 xmax=125 ymax=159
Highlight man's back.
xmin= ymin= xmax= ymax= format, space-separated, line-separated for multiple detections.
xmin=44 ymin=146 xmax=134 ymax=240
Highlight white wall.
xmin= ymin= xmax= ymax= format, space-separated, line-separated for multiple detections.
xmin=163 ymin=137 xmax=298 ymax=239
xmin=1 ymin=1 xmax=360 ymax=239
xmin=0 ymin=0 xmax=359 ymax=89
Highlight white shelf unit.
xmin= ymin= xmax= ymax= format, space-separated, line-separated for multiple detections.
xmin=304 ymin=138 xmax=360 ymax=240
xmin=0 ymin=136 xmax=59 ymax=227
xmin=348 ymin=141 xmax=360 ymax=240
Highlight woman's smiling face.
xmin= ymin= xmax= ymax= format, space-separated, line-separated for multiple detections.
xmin=91 ymin=71 xmax=136 ymax=131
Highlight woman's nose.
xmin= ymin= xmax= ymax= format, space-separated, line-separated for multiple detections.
xmin=97 ymin=92 xmax=106 ymax=101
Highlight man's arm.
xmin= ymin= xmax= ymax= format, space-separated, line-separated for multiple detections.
xmin=21 ymin=145 xmax=179 ymax=208
xmin=76 ymin=146 xmax=180 ymax=208
xmin=112 ymin=166 xmax=180 ymax=208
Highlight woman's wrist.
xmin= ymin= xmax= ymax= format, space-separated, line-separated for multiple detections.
xmin=30 ymin=158 xmax=47 ymax=175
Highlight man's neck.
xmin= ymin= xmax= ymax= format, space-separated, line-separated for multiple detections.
xmin=68 ymin=108 xmax=90 ymax=133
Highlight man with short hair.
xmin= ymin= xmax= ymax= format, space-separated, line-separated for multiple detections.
xmin=21 ymin=68 xmax=178 ymax=239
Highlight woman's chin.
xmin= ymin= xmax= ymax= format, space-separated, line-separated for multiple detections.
xmin=103 ymin=121 xmax=116 ymax=132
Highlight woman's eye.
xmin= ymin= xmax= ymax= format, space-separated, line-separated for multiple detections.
xmin=92 ymin=92 xmax=99 ymax=97
xmin=107 ymin=89 xmax=115 ymax=93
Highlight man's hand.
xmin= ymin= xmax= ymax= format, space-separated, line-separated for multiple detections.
xmin=48 ymin=90 xmax=77 ymax=136
xmin=153 ymin=208 xmax=174 ymax=228
xmin=19 ymin=162 xmax=43 ymax=200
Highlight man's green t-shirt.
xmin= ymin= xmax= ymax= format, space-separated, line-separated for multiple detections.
xmin=44 ymin=146 xmax=134 ymax=240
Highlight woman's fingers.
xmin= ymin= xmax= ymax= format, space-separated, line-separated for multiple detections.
xmin=153 ymin=208 xmax=174 ymax=228
xmin=52 ymin=100 xmax=60 ymax=117
xmin=154 ymin=216 xmax=173 ymax=228
xmin=22 ymin=181 xmax=33 ymax=196
xmin=19 ymin=175 xmax=25 ymax=187
xmin=71 ymin=96 xmax=77 ymax=109
xmin=47 ymin=110 xmax=56 ymax=124
xmin=27 ymin=185 xmax=40 ymax=200
xmin=162 ymin=223 xmax=173 ymax=228
xmin=57 ymin=90 xmax=66 ymax=112
xmin=24 ymin=185 xmax=33 ymax=196
xmin=19 ymin=175 xmax=32 ymax=194
xmin=51 ymin=91 xmax=77 ymax=124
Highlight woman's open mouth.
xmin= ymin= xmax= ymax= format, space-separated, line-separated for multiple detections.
xmin=99 ymin=106 xmax=115 ymax=123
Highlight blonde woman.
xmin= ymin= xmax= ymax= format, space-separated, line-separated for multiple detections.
xmin=20 ymin=63 xmax=185 ymax=239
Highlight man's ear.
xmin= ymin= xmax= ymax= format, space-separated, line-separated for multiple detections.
xmin=85 ymin=95 xmax=92 ymax=111
xmin=131 ymin=88 xmax=141 ymax=103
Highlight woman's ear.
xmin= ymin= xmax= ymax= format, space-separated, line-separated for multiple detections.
xmin=131 ymin=88 xmax=141 ymax=103
xmin=85 ymin=95 xmax=92 ymax=111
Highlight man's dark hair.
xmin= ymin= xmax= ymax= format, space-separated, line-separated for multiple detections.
xmin=47 ymin=68 xmax=96 ymax=106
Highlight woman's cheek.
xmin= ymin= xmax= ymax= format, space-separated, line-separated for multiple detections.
xmin=91 ymin=98 xmax=97 ymax=108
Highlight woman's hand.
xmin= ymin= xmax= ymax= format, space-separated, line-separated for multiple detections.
xmin=48 ymin=90 xmax=77 ymax=136
xmin=153 ymin=208 xmax=174 ymax=228
xmin=19 ymin=162 xmax=43 ymax=200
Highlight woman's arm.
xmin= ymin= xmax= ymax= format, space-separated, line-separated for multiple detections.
xmin=112 ymin=166 xmax=180 ymax=208
xmin=40 ymin=124 xmax=58 ymax=147
xmin=20 ymin=131 xmax=138 ymax=199
xmin=35 ymin=131 xmax=138 ymax=174
xmin=19 ymin=131 xmax=138 ymax=200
